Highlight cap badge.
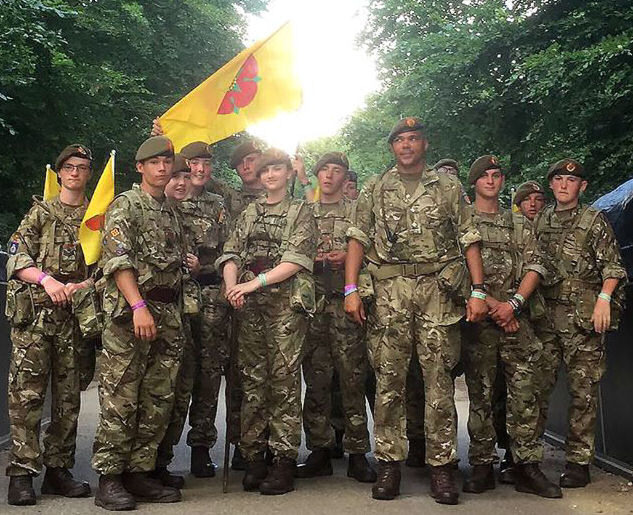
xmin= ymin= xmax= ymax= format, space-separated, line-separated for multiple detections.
xmin=490 ymin=156 xmax=498 ymax=165
xmin=566 ymin=162 xmax=576 ymax=172
xmin=405 ymin=118 xmax=416 ymax=127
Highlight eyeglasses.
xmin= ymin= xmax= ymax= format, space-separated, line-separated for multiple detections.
xmin=61 ymin=163 xmax=91 ymax=172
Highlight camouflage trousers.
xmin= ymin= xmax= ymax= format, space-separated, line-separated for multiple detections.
xmin=462 ymin=316 xmax=543 ymax=464
xmin=331 ymin=363 xmax=376 ymax=433
xmin=538 ymin=301 xmax=606 ymax=465
xmin=237 ymin=284 xmax=307 ymax=461
xmin=92 ymin=301 xmax=184 ymax=475
xmin=186 ymin=285 xmax=230 ymax=449
xmin=6 ymin=307 xmax=82 ymax=476
xmin=404 ymin=349 xmax=426 ymax=441
xmin=368 ymin=276 xmax=462 ymax=466
xmin=302 ymin=294 xmax=370 ymax=454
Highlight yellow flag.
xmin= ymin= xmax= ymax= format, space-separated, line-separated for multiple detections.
xmin=313 ymin=183 xmax=321 ymax=202
xmin=44 ymin=164 xmax=61 ymax=200
xmin=160 ymin=22 xmax=302 ymax=150
xmin=80 ymin=151 xmax=115 ymax=265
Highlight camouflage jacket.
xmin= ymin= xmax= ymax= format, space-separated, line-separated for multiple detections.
xmin=101 ymin=184 xmax=185 ymax=293
xmin=347 ymin=166 xmax=480 ymax=266
xmin=178 ymin=191 xmax=230 ymax=276
xmin=217 ymin=196 xmax=317 ymax=275
xmin=7 ymin=196 xmax=89 ymax=282
xmin=207 ymin=176 xmax=264 ymax=220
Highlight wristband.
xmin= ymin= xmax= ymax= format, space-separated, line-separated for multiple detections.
xmin=257 ymin=273 xmax=267 ymax=287
xmin=131 ymin=300 xmax=147 ymax=311
xmin=38 ymin=272 xmax=49 ymax=285
xmin=471 ymin=283 xmax=487 ymax=292
xmin=513 ymin=293 xmax=525 ymax=305
xmin=344 ymin=286 xmax=358 ymax=297
xmin=470 ymin=290 xmax=487 ymax=300
xmin=508 ymin=297 xmax=522 ymax=315
xmin=598 ymin=292 xmax=611 ymax=302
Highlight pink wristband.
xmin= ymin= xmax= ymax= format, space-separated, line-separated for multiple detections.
xmin=131 ymin=300 xmax=147 ymax=311
xmin=38 ymin=272 xmax=48 ymax=284
xmin=344 ymin=284 xmax=358 ymax=295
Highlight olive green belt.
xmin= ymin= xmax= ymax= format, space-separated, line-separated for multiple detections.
xmin=367 ymin=260 xmax=447 ymax=281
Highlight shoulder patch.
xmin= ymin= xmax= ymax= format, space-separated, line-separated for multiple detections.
xmin=110 ymin=228 xmax=120 ymax=238
xmin=8 ymin=240 xmax=18 ymax=255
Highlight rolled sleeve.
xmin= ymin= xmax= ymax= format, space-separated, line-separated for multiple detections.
xmin=7 ymin=253 xmax=36 ymax=279
xmin=280 ymin=251 xmax=314 ymax=273
xmin=102 ymin=254 xmax=136 ymax=278
xmin=524 ymin=263 xmax=548 ymax=280
xmin=346 ymin=226 xmax=372 ymax=250
xmin=215 ymin=253 xmax=241 ymax=272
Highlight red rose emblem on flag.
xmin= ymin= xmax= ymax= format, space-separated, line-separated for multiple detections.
xmin=218 ymin=55 xmax=261 ymax=115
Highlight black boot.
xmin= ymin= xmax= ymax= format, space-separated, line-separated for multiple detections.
xmin=122 ymin=472 xmax=181 ymax=503
xmin=332 ymin=429 xmax=345 ymax=459
xmin=430 ymin=464 xmax=459 ymax=505
xmin=371 ymin=461 xmax=401 ymax=500
xmin=463 ymin=464 xmax=495 ymax=493
xmin=347 ymin=454 xmax=377 ymax=483
xmin=94 ymin=474 xmax=136 ymax=511
xmin=259 ymin=458 xmax=296 ymax=495
xmin=515 ymin=463 xmax=562 ymax=498
xmin=150 ymin=467 xmax=185 ymax=489
xmin=232 ymin=446 xmax=247 ymax=471
xmin=499 ymin=451 xmax=515 ymax=484
xmin=41 ymin=466 xmax=91 ymax=497
xmin=296 ymin=448 xmax=333 ymax=478
xmin=243 ymin=460 xmax=268 ymax=492
xmin=560 ymin=462 xmax=590 ymax=488
xmin=190 ymin=446 xmax=216 ymax=478
xmin=7 ymin=475 xmax=36 ymax=506
xmin=405 ymin=438 xmax=426 ymax=468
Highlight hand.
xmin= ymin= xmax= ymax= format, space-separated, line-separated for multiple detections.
xmin=486 ymin=296 xmax=500 ymax=312
xmin=326 ymin=250 xmax=347 ymax=270
xmin=43 ymin=277 xmax=69 ymax=306
xmin=315 ymin=253 xmax=326 ymax=263
xmin=133 ymin=307 xmax=157 ymax=341
xmin=502 ymin=317 xmax=520 ymax=333
xmin=226 ymin=280 xmax=260 ymax=310
xmin=591 ymin=298 xmax=611 ymax=334
xmin=344 ymin=291 xmax=366 ymax=325
xmin=151 ymin=117 xmax=164 ymax=136
xmin=185 ymin=253 xmax=200 ymax=274
xmin=64 ymin=281 xmax=87 ymax=298
xmin=292 ymin=155 xmax=309 ymax=185
xmin=490 ymin=301 xmax=515 ymax=327
xmin=466 ymin=296 xmax=488 ymax=322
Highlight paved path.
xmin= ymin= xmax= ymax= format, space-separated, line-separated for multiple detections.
xmin=1 ymin=378 xmax=631 ymax=514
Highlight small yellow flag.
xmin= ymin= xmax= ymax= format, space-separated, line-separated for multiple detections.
xmin=313 ymin=183 xmax=321 ymax=202
xmin=43 ymin=164 xmax=61 ymax=200
xmin=80 ymin=151 xmax=115 ymax=265
xmin=160 ymin=22 xmax=302 ymax=150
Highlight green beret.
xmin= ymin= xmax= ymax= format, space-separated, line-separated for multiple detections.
xmin=546 ymin=158 xmax=584 ymax=181
xmin=468 ymin=155 xmax=502 ymax=185
xmin=387 ymin=117 xmax=425 ymax=144
xmin=135 ymin=136 xmax=175 ymax=162
xmin=313 ymin=152 xmax=349 ymax=175
xmin=172 ymin=153 xmax=189 ymax=175
xmin=255 ymin=148 xmax=292 ymax=176
xmin=55 ymin=144 xmax=92 ymax=171
xmin=434 ymin=158 xmax=459 ymax=171
xmin=180 ymin=141 xmax=212 ymax=160
xmin=513 ymin=181 xmax=545 ymax=206
xmin=347 ymin=170 xmax=358 ymax=183
xmin=230 ymin=140 xmax=262 ymax=169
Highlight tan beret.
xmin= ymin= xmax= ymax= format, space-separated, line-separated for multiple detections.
xmin=313 ymin=152 xmax=349 ymax=175
xmin=546 ymin=158 xmax=584 ymax=181
xmin=387 ymin=117 xmax=425 ymax=144
xmin=230 ymin=140 xmax=262 ymax=169
xmin=513 ymin=181 xmax=545 ymax=206
xmin=135 ymin=136 xmax=175 ymax=162
xmin=172 ymin=153 xmax=189 ymax=174
xmin=255 ymin=148 xmax=292 ymax=176
xmin=468 ymin=155 xmax=502 ymax=185
xmin=180 ymin=141 xmax=212 ymax=159
xmin=55 ymin=144 xmax=92 ymax=171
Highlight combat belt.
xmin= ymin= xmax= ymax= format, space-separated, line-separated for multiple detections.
xmin=367 ymin=259 xmax=447 ymax=281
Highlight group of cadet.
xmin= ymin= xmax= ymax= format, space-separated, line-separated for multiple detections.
xmin=4 ymin=115 xmax=626 ymax=510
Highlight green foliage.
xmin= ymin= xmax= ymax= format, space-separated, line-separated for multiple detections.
xmin=340 ymin=0 xmax=633 ymax=203
xmin=0 ymin=0 xmax=266 ymax=242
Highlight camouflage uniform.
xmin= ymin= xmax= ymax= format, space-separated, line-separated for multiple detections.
xmin=525 ymin=204 xmax=626 ymax=465
xmin=216 ymin=196 xmax=317 ymax=461
xmin=347 ymin=166 xmax=480 ymax=466
xmin=92 ymin=184 xmax=186 ymax=475
xmin=5 ymin=197 xmax=89 ymax=476
xmin=462 ymin=208 xmax=544 ymax=465
xmin=302 ymin=199 xmax=370 ymax=454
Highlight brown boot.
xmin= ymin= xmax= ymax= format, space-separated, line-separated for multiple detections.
xmin=463 ymin=464 xmax=495 ymax=493
xmin=515 ymin=463 xmax=562 ymax=498
xmin=122 ymin=472 xmax=181 ymax=503
xmin=231 ymin=446 xmax=247 ymax=471
xmin=190 ymin=446 xmax=216 ymax=478
xmin=430 ymin=464 xmax=459 ymax=505
xmin=347 ymin=454 xmax=377 ymax=483
xmin=560 ymin=462 xmax=590 ymax=488
xmin=150 ymin=467 xmax=185 ymax=489
xmin=259 ymin=458 xmax=296 ymax=495
xmin=41 ymin=467 xmax=91 ymax=498
xmin=94 ymin=474 xmax=136 ymax=511
xmin=295 ymin=448 xmax=332 ymax=478
xmin=371 ymin=460 xmax=401 ymax=500
xmin=499 ymin=451 xmax=515 ymax=484
xmin=406 ymin=438 xmax=426 ymax=468
xmin=7 ymin=475 xmax=36 ymax=506
xmin=243 ymin=460 xmax=268 ymax=492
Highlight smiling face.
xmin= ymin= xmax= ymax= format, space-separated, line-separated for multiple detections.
xmin=136 ymin=155 xmax=174 ymax=190
xmin=187 ymin=157 xmax=212 ymax=187
xmin=58 ymin=156 xmax=92 ymax=192
xmin=474 ymin=168 xmax=505 ymax=200
xmin=519 ymin=191 xmax=546 ymax=220
xmin=390 ymin=130 xmax=427 ymax=170
xmin=259 ymin=163 xmax=292 ymax=195
xmin=317 ymin=163 xmax=347 ymax=196
xmin=549 ymin=174 xmax=587 ymax=208
xmin=165 ymin=170 xmax=191 ymax=201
